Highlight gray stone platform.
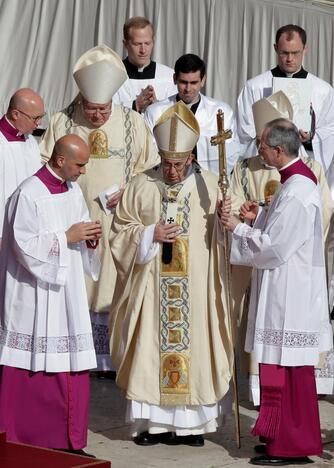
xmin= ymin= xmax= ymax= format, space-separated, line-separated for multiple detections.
xmin=86 ymin=374 xmax=334 ymax=467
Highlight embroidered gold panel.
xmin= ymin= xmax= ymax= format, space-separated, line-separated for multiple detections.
xmin=160 ymin=353 xmax=190 ymax=405
xmin=88 ymin=129 xmax=109 ymax=158
xmin=160 ymin=238 xmax=188 ymax=277
xmin=159 ymin=186 xmax=191 ymax=406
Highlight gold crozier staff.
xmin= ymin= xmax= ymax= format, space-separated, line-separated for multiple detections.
xmin=211 ymin=109 xmax=241 ymax=448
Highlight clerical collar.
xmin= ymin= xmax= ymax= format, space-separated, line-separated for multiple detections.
xmin=35 ymin=164 xmax=68 ymax=194
xmin=123 ymin=57 xmax=156 ymax=79
xmin=279 ymin=157 xmax=317 ymax=184
xmin=279 ymin=156 xmax=301 ymax=172
xmin=0 ymin=115 xmax=25 ymax=141
xmin=46 ymin=163 xmax=66 ymax=183
xmin=271 ymin=65 xmax=308 ymax=79
xmin=176 ymin=94 xmax=201 ymax=114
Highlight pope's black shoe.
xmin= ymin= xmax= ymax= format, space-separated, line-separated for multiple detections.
xmin=250 ymin=455 xmax=313 ymax=466
xmin=183 ymin=435 xmax=205 ymax=447
xmin=133 ymin=431 xmax=160 ymax=446
xmin=162 ymin=433 xmax=204 ymax=446
xmin=254 ymin=444 xmax=267 ymax=454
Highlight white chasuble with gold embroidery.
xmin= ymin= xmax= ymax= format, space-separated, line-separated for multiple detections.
xmin=109 ymin=166 xmax=233 ymax=432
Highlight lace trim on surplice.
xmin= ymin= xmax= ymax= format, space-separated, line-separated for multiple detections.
xmin=0 ymin=327 xmax=94 ymax=353
xmin=255 ymin=328 xmax=319 ymax=348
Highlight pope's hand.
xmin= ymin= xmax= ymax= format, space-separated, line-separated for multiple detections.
xmin=66 ymin=220 xmax=102 ymax=243
xmin=217 ymin=196 xmax=232 ymax=220
xmin=153 ymin=220 xmax=181 ymax=243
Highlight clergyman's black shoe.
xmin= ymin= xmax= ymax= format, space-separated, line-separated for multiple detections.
xmin=133 ymin=431 xmax=160 ymax=446
xmin=254 ymin=444 xmax=267 ymax=454
xmin=250 ymin=455 xmax=313 ymax=466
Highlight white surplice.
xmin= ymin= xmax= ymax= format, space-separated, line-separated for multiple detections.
xmin=144 ymin=93 xmax=240 ymax=175
xmin=113 ymin=62 xmax=177 ymax=109
xmin=0 ymin=132 xmax=41 ymax=236
xmin=0 ymin=176 xmax=99 ymax=372
xmin=230 ymin=172 xmax=333 ymax=366
xmin=236 ymin=70 xmax=334 ymax=173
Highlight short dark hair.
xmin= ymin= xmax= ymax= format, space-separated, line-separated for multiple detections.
xmin=123 ymin=16 xmax=154 ymax=41
xmin=174 ymin=54 xmax=206 ymax=79
xmin=275 ymin=25 xmax=307 ymax=46
xmin=265 ymin=118 xmax=301 ymax=158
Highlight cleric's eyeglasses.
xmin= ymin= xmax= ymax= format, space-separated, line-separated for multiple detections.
xmin=82 ymin=103 xmax=111 ymax=115
xmin=16 ymin=108 xmax=46 ymax=123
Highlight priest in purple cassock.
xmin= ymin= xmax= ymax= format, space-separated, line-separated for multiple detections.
xmin=0 ymin=135 xmax=101 ymax=455
xmin=221 ymin=118 xmax=333 ymax=466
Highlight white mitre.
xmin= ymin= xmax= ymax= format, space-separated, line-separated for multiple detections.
xmin=73 ymin=44 xmax=128 ymax=104
xmin=153 ymin=101 xmax=200 ymax=159
xmin=252 ymin=90 xmax=294 ymax=137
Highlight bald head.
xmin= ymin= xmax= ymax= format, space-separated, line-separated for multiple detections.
xmin=52 ymin=134 xmax=89 ymax=160
xmin=49 ymin=134 xmax=90 ymax=182
xmin=7 ymin=88 xmax=45 ymax=134
xmin=9 ymin=88 xmax=44 ymax=112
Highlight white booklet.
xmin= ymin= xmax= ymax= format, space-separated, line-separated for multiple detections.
xmin=98 ymin=184 xmax=120 ymax=215
xmin=273 ymin=77 xmax=312 ymax=132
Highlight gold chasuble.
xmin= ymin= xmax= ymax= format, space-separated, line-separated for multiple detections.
xmin=109 ymin=166 xmax=233 ymax=406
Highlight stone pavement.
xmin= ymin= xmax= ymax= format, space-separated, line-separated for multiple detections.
xmin=86 ymin=374 xmax=334 ymax=467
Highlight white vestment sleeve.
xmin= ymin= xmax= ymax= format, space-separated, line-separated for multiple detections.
xmin=143 ymin=106 xmax=155 ymax=134
xmin=136 ymin=224 xmax=159 ymax=264
xmin=11 ymin=191 xmax=70 ymax=285
xmin=78 ymin=195 xmax=100 ymax=280
xmin=81 ymin=244 xmax=100 ymax=281
xmin=0 ymin=148 xmax=6 ymax=238
xmin=230 ymin=196 xmax=312 ymax=269
xmin=313 ymin=86 xmax=334 ymax=172
xmin=236 ymin=83 xmax=258 ymax=158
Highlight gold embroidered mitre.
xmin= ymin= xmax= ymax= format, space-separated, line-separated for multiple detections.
xmin=73 ymin=44 xmax=128 ymax=104
xmin=153 ymin=101 xmax=200 ymax=160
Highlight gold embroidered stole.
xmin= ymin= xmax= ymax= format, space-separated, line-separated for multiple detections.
xmin=156 ymin=172 xmax=196 ymax=405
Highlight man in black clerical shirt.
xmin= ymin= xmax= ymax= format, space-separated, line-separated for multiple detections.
xmin=236 ymin=24 xmax=334 ymax=173
xmin=112 ymin=16 xmax=176 ymax=113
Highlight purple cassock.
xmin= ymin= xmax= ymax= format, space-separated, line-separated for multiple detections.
xmin=252 ymin=159 xmax=323 ymax=458
xmin=0 ymin=165 xmax=90 ymax=450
